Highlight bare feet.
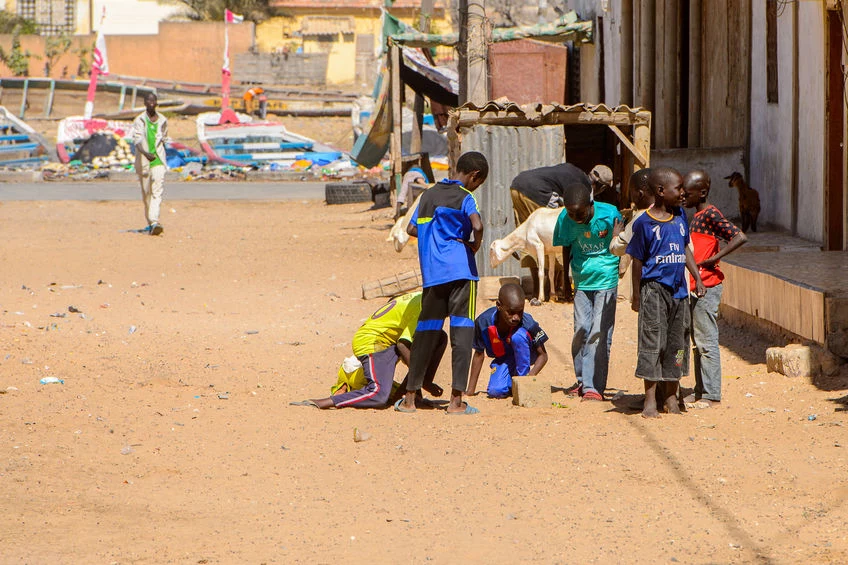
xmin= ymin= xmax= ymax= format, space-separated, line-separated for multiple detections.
xmin=642 ymin=380 xmax=660 ymax=418
xmin=665 ymin=396 xmax=682 ymax=414
xmin=641 ymin=407 xmax=660 ymax=419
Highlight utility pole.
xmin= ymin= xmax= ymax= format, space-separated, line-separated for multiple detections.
xmin=458 ymin=0 xmax=488 ymax=106
xmin=410 ymin=0 xmax=434 ymax=155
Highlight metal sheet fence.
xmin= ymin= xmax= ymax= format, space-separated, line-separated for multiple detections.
xmin=457 ymin=124 xmax=565 ymax=278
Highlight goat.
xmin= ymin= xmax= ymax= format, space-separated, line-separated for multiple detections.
xmin=725 ymin=171 xmax=761 ymax=232
xmin=489 ymin=207 xmax=562 ymax=305
xmin=387 ymin=191 xmax=423 ymax=252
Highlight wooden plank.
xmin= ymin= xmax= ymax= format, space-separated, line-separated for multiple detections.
xmin=608 ymin=124 xmax=647 ymax=167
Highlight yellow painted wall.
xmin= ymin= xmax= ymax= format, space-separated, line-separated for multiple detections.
xmin=255 ymin=10 xmax=451 ymax=85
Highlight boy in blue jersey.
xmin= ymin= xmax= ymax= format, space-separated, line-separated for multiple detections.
xmin=466 ymin=283 xmax=549 ymax=397
xmin=553 ymin=183 xmax=622 ymax=401
xmin=626 ymin=167 xmax=706 ymax=418
xmin=396 ymin=151 xmax=489 ymax=415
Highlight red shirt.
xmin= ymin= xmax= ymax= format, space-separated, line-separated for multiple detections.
xmin=689 ymin=205 xmax=741 ymax=290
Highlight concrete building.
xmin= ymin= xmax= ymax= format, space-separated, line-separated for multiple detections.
xmin=5 ymin=0 xmax=182 ymax=35
xmin=262 ymin=0 xmax=451 ymax=86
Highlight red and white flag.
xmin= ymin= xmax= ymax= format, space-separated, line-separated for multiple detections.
xmin=93 ymin=28 xmax=109 ymax=75
xmin=225 ymin=9 xmax=244 ymax=24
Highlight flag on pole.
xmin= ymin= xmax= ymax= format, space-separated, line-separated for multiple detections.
xmin=92 ymin=27 xmax=109 ymax=75
xmin=225 ymin=9 xmax=244 ymax=24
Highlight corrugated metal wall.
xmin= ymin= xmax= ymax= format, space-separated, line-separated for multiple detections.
xmin=457 ymin=124 xmax=565 ymax=277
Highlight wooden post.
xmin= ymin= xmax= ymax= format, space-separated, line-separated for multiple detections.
xmin=410 ymin=0 xmax=435 ymax=155
xmin=688 ymin=0 xmax=701 ymax=147
xmin=634 ymin=118 xmax=651 ymax=171
xmin=458 ymin=0 xmax=488 ymax=105
xmin=467 ymin=0 xmax=488 ymax=105
xmin=620 ymin=0 xmax=633 ymax=106
xmin=390 ymin=42 xmax=403 ymax=211
xmin=659 ymin=0 xmax=678 ymax=149
xmin=637 ymin=0 xmax=655 ymax=113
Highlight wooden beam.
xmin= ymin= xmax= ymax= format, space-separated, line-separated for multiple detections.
xmin=411 ymin=0 xmax=435 ymax=155
xmin=608 ymin=124 xmax=647 ymax=167
xmin=390 ymin=43 xmax=403 ymax=210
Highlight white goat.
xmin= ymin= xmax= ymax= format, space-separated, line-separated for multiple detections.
xmin=387 ymin=192 xmax=423 ymax=252
xmin=489 ymin=207 xmax=562 ymax=305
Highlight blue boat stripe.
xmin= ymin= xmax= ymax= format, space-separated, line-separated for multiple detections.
xmin=416 ymin=319 xmax=444 ymax=331
xmin=449 ymin=315 xmax=474 ymax=328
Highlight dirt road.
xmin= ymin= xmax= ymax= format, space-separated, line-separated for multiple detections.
xmin=1 ymin=197 xmax=846 ymax=564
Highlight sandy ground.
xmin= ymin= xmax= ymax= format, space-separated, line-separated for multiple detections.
xmin=1 ymin=197 xmax=847 ymax=564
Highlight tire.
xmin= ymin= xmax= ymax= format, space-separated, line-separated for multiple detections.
xmin=325 ymin=182 xmax=372 ymax=205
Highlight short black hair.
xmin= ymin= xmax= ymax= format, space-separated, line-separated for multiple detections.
xmin=144 ymin=91 xmax=158 ymax=102
xmin=647 ymin=167 xmax=681 ymax=192
xmin=630 ymin=167 xmax=651 ymax=189
xmin=498 ymin=282 xmax=525 ymax=305
xmin=456 ymin=151 xmax=488 ymax=179
xmin=563 ymin=183 xmax=592 ymax=207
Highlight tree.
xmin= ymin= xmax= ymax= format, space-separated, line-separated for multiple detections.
xmin=174 ymin=0 xmax=272 ymax=23
xmin=0 ymin=10 xmax=37 ymax=34
xmin=0 ymin=25 xmax=37 ymax=77
xmin=43 ymin=33 xmax=72 ymax=77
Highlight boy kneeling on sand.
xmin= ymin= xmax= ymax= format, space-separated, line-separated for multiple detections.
xmin=466 ymin=283 xmax=549 ymax=398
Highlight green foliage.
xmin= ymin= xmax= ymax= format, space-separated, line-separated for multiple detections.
xmin=174 ymin=0 xmax=272 ymax=23
xmin=0 ymin=10 xmax=38 ymax=34
xmin=0 ymin=25 xmax=37 ymax=77
xmin=43 ymin=33 xmax=72 ymax=76
xmin=72 ymin=41 xmax=93 ymax=78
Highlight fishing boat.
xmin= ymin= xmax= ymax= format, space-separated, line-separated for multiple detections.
xmin=196 ymin=110 xmax=341 ymax=167
xmin=0 ymin=106 xmax=50 ymax=167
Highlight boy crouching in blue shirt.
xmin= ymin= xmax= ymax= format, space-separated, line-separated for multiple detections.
xmin=626 ymin=167 xmax=706 ymax=418
xmin=466 ymin=283 xmax=548 ymax=397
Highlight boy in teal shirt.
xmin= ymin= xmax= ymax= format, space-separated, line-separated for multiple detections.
xmin=553 ymin=183 xmax=622 ymax=401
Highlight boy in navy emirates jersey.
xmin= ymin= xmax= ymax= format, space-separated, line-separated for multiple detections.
xmin=626 ymin=167 xmax=706 ymax=418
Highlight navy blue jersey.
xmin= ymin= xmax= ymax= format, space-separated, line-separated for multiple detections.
xmin=472 ymin=306 xmax=548 ymax=359
xmin=626 ymin=207 xmax=691 ymax=299
xmin=410 ymin=181 xmax=480 ymax=287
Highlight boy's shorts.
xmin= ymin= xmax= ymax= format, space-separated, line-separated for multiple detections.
xmin=635 ymin=280 xmax=687 ymax=382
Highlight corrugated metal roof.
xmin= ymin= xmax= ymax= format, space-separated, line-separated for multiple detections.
xmin=452 ymin=101 xmax=651 ymax=126
xmin=301 ymin=16 xmax=355 ymax=35
xmin=456 ymin=125 xmax=566 ymax=278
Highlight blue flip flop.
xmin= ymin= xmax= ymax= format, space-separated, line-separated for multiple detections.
xmin=446 ymin=402 xmax=479 ymax=415
xmin=394 ymin=398 xmax=416 ymax=413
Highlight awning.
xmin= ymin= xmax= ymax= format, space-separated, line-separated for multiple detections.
xmin=300 ymin=16 xmax=355 ymax=36
xmin=351 ymin=46 xmax=458 ymax=168
xmin=390 ymin=11 xmax=593 ymax=48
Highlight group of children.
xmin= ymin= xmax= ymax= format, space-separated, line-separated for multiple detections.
xmin=293 ymin=152 xmax=747 ymax=418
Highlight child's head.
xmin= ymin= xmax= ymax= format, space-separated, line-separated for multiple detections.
xmin=144 ymin=92 xmax=158 ymax=113
xmin=629 ymin=167 xmax=653 ymax=209
xmin=496 ymin=283 xmax=525 ymax=328
xmin=454 ymin=151 xmax=489 ymax=191
xmin=683 ymin=170 xmax=711 ymax=208
xmin=648 ymin=167 xmax=685 ymax=209
xmin=563 ymin=183 xmax=594 ymax=224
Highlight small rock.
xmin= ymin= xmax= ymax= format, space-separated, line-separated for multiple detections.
xmin=128 ymin=325 xmax=137 ymax=335
xmin=217 ymin=393 xmax=229 ymax=400
xmin=353 ymin=428 xmax=371 ymax=442
xmin=245 ymin=330 xmax=259 ymax=335
xmin=49 ymin=312 xmax=66 ymax=318
xmin=121 ymin=446 xmax=133 ymax=455
xmin=807 ymin=414 xmax=817 ymax=421
xmin=68 ymin=306 xmax=81 ymax=313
